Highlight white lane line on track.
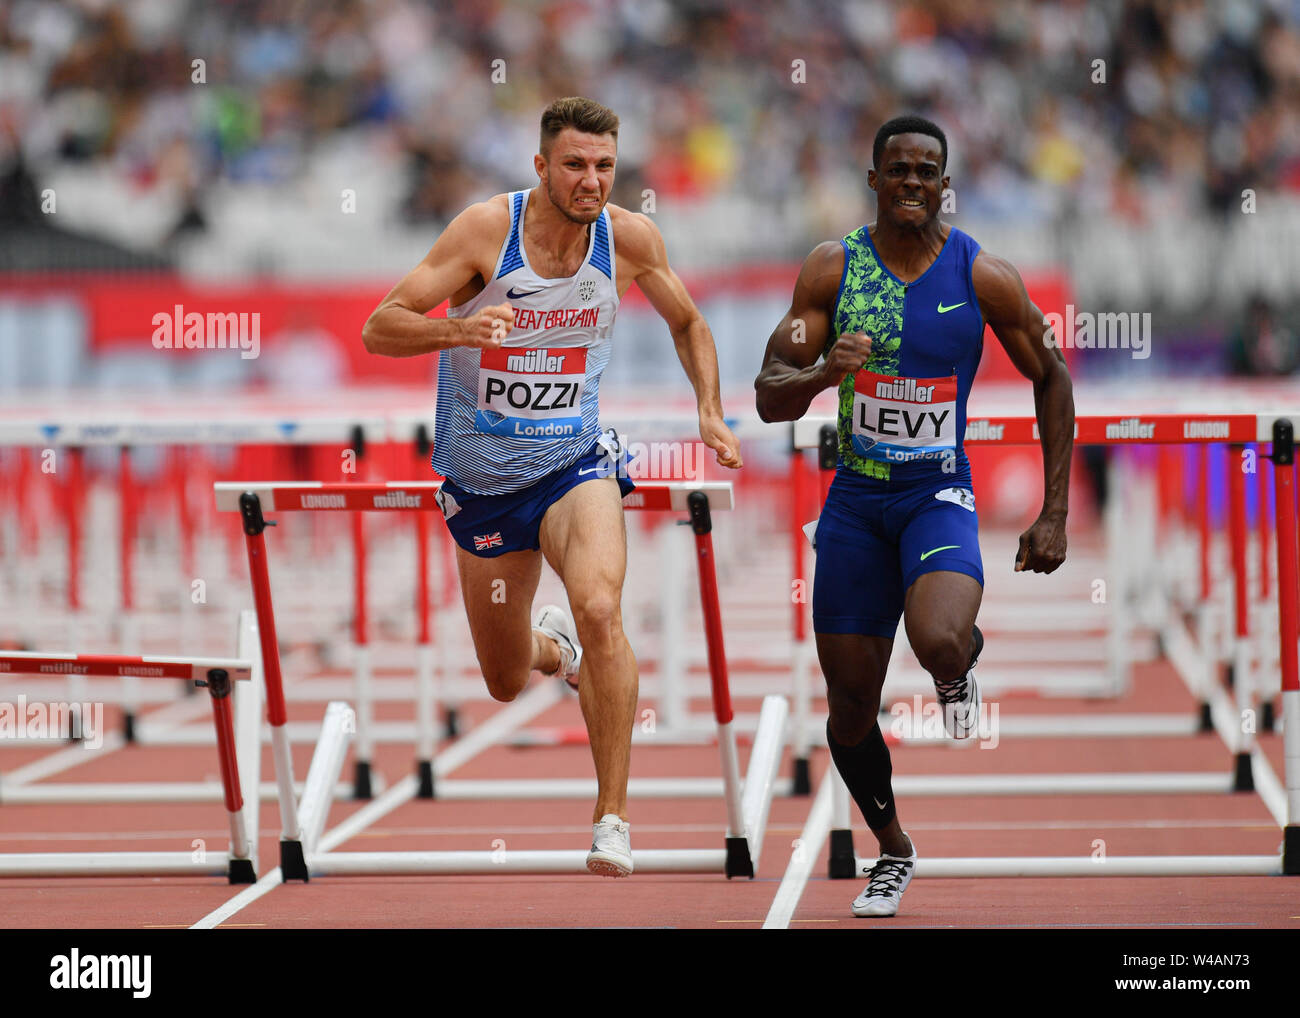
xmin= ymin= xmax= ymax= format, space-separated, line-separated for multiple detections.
xmin=191 ymin=869 xmax=284 ymax=930
xmin=763 ymin=769 xmax=834 ymax=930
xmin=2 ymin=733 xmax=126 ymax=788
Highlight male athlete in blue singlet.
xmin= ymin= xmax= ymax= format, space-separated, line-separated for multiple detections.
xmin=364 ymin=97 xmax=742 ymax=877
xmin=755 ymin=116 xmax=1075 ymax=917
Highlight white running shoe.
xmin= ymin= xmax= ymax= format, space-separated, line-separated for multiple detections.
xmin=533 ymin=605 xmax=582 ymax=690
xmin=934 ymin=624 xmax=983 ymax=739
xmin=587 ymin=813 xmax=633 ymax=877
xmin=851 ymin=835 xmax=917 ymax=917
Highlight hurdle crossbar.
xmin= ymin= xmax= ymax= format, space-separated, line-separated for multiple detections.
xmin=0 ymin=652 xmax=253 ymax=682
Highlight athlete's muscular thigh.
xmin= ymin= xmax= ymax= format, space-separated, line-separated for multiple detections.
xmin=455 ymin=545 xmax=543 ymax=687
xmin=538 ymin=477 xmax=628 ymax=645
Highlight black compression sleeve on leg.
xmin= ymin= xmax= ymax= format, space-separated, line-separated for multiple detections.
xmin=826 ymin=719 xmax=896 ymax=831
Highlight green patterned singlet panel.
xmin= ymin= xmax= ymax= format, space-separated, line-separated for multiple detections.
xmin=831 ymin=227 xmax=906 ymax=480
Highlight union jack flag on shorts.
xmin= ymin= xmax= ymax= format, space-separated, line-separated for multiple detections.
xmin=474 ymin=532 xmax=503 ymax=551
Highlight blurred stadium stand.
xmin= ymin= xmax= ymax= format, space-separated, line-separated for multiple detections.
xmin=1 ymin=0 xmax=1297 ymax=391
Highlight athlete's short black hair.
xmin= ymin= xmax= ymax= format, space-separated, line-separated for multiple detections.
xmin=873 ymin=116 xmax=947 ymax=173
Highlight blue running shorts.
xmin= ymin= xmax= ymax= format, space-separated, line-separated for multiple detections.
xmin=812 ymin=468 xmax=984 ymax=638
xmin=435 ymin=429 xmax=635 ymax=557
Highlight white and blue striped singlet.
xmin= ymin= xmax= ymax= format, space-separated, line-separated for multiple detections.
xmin=431 ymin=190 xmax=619 ymax=495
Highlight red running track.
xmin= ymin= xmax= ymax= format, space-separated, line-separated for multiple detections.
xmin=0 ymin=656 xmax=1291 ymax=930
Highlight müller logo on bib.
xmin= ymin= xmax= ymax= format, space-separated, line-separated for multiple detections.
xmin=851 ymin=370 xmax=957 ymax=461
xmin=476 ymin=347 xmax=588 ymax=439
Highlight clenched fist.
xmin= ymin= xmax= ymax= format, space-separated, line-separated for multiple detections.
xmin=459 ymin=302 xmax=515 ymax=348
xmin=819 ymin=331 xmax=873 ymax=387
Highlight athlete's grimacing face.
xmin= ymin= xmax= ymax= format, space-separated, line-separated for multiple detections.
xmin=536 ymin=128 xmax=616 ymax=225
xmin=867 ymin=134 xmax=949 ymax=229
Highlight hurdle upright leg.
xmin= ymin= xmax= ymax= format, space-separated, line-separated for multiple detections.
xmin=197 ymin=663 xmax=257 ymax=884
xmin=789 ymin=443 xmax=812 ymax=795
xmin=1257 ymin=444 xmax=1278 ymax=732
xmin=118 ymin=445 xmax=140 ymax=741
xmin=350 ymin=507 xmax=374 ymax=799
xmin=1104 ymin=450 xmax=1132 ymax=698
xmin=1269 ymin=420 xmax=1300 ymax=875
xmin=347 ymin=425 xmax=375 ymax=799
xmin=414 ymin=491 xmax=437 ymax=798
xmin=1194 ymin=443 xmax=1216 ymax=731
xmin=237 ymin=492 xmax=308 ymax=881
xmin=1227 ymin=443 xmax=1256 ymax=790
xmin=687 ymin=491 xmax=750 ymax=878
xmin=62 ymin=447 xmax=86 ymax=735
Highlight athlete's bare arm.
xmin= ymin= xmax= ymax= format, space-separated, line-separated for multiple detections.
xmin=362 ymin=197 xmax=516 ymax=356
xmin=611 ymin=207 xmax=742 ymax=469
xmin=754 ymin=242 xmax=872 ymax=422
xmin=973 ymin=251 xmax=1074 ymax=573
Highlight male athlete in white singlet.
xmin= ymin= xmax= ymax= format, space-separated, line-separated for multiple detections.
xmin=363 ymin=97 xmax=742 ymax=876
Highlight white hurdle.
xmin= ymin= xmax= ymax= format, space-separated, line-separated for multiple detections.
xmin=300 ymin=695 xmax=789 ymax=878
xmin=0 ymin=612 xmax=263 ymax=882
xmin=213 ymin=479 xmax=789 ymax=880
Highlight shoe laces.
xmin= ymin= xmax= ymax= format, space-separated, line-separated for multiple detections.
xmin=862 ymin=857 xmax=912 ymax=897
xmin=933 ymin=672 xmax=969 ymax=704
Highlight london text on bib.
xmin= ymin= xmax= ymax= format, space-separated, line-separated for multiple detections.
xmin=475 ymin=347 xmax=588 ymax=439
xmin=850 ymin=370 xmax=957 ymax=462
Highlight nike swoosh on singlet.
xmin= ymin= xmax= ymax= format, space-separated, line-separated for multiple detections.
xmin=505 ymin=286 xmax=544 ymax=299
xmin=937 ymin=301 xmax=967 ymax=313
xmin=920 ymin=545 xmax=960 ymax=561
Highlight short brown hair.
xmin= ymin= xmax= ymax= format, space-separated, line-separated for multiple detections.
xmin=540 ymin=97 xmax=619 ymax=155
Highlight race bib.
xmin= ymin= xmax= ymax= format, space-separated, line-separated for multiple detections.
xmin=850 ymin=371 xmax=957 ymax=462
xmin=476 ymin=347 xmax=587 ymax=439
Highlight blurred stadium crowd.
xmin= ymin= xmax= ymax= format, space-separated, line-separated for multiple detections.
xmin=1 ymin=0 xmax=1297 ymax=374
